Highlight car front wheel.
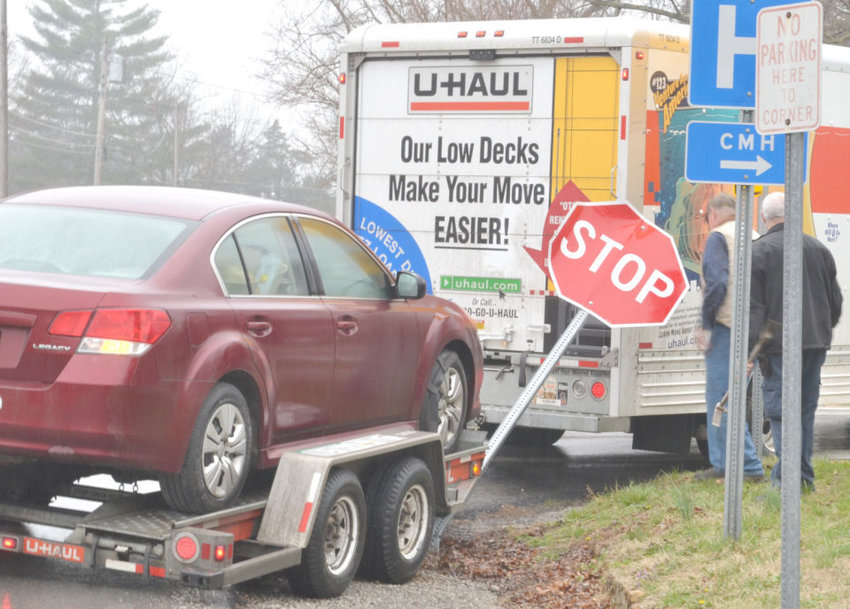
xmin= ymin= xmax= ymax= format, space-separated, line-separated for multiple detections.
xmin=160 ymin=382 xmax=253 ymax=513
xmin=421 ymin=351 xmax=468 ymax=453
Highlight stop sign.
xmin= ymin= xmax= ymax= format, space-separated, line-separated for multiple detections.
xmin=547 ymin=202 xmax=688 ymax=327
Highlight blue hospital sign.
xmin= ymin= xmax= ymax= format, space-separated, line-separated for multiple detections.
xmin=690 ymin=0 xmax=808 ymax=108
xmin=685 ymin=121 xmax=807 ymax=184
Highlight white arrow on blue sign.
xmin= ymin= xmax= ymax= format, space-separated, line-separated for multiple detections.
xmin=685 ymin=121 xmax=807 ymax=185
xmin=690 ymin=0 xmax=808 ymax=108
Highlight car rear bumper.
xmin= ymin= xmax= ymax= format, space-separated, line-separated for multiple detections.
xmin=0 ymin=359 xmax=197 ymax=473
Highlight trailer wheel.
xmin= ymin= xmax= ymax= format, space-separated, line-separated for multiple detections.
xmin=289 ymin=468 xmax=366 ymax=598
xmin=361 ymin=456 xmax=435 ymax=584
xmin=160 ymin=382 xmax=253 ymax=513
xmin=421 ymin=351 xmax=467 ymax=453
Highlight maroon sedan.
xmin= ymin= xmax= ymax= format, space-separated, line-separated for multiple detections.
xmin=0 ymin=186 xmax=482 ymax=513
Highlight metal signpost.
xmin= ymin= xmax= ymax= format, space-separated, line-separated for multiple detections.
xmin=690 ymin=0 xmax=821 ymax=605
xmin=483 ymin=202 xmax=688 ymax=468
xmin=756 ymin=4 xmax=823 ymax=608
xmin=690 ymin=0 xmax=788 ymax=544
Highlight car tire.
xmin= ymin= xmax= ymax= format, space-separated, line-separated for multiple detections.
xmin=361 ymin=457 xmax=435 ymax=584
xmin=289 ymin=468 xmax=366 ymax=598
xmin=420 ymin=351 xmax=468 ymax=453
xmin=160 ymin=382 xmax=253 ymax=513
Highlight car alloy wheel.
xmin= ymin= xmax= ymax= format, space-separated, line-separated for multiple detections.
xmin=202 ymin=402 xmax=249 ymax=499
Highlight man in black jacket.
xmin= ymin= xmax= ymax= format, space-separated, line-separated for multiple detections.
xmin=750 ymin=192 xmax=843 ymax=490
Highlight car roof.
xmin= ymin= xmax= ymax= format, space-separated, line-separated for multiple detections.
xmin=3 ymin=185 xmax=324 ymax=222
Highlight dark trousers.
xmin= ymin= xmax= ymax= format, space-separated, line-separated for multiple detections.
xmin=761 ymin=349 xmax=827 ymax=487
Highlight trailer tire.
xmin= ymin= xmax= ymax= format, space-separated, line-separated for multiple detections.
xmin=160 ymin=382 xmax=253 ymax=513
xmin=289 ymin=468 xmax=366 ymax=598
xmin=361 ymin=456 xmax=435 ymax=584
xmin=421 ymin=351 xmax=468 ymax=453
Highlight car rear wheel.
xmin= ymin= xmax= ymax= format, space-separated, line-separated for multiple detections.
xmin=421 ymin=351 xmax=468 ymax=453
xmin=160 ymin=382 xmax=253 ymax=513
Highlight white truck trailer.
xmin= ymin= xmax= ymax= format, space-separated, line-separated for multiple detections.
xmin=337 ymin=17 xmax=850 ymax=452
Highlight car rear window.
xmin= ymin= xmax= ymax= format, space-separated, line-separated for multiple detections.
xmin=0 ymin=204 xmax=192 ymax=279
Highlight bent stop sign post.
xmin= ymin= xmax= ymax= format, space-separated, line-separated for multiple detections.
xmin=484 ymin=201 xmax=688 ymax=468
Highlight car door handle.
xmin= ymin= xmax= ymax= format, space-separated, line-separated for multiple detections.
xmin=336 ymin=318 xmax=359 ymax=336
xmin=247 ymin=320 xmax=273 ymax=338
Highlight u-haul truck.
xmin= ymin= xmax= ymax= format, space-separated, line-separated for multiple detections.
xmin=337 ymin=17 xmax=850 ymax=452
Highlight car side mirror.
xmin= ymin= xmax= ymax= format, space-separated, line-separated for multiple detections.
xmin=395 ymin=271 xmax=426 ymax=300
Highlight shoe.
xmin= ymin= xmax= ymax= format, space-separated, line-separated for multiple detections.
xmin=693 ymin=468 xmax=723 ymax=481
xmin=693 ymin=469 xmax=764 ymax=482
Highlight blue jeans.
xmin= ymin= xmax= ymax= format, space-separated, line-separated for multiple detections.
xmin=704 ymin=325 xmax=765 ymax=475
xmin=761 ymin=349 xmax=827 ymax=487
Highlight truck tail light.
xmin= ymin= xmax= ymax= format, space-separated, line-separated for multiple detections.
xmin=173 ymin=533 xmax=200 ymax=563
xmin=214 ymin=545 xmax=227 ymax=562
xmin=170 ymin=529 xmax=233 ymax=570
xmin=2 ymin=536 xmax=18 ymax=551
xmin=591 ymin=382 xmax=607 ymax=400
xmin=50 ymin=308 xmax=171 ymax=355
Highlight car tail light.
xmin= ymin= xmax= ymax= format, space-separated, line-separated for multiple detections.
xmin=49 ymin=310 xmax=94 ymax=336
xmin=50 ymin=308 xmax=171 ymax=355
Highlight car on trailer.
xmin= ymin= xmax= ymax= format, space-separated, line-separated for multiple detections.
xmin=0 ymin=186 xmax=483 ymax=514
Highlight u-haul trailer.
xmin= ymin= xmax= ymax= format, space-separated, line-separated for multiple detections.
xmin=337 ymin=17 xmax=850 ymax=452
xmin=0 ymin=425 xmax=485 ymax=598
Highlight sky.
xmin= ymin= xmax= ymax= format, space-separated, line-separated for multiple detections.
xmin=7 ymin=0 xmax=281 ymax=110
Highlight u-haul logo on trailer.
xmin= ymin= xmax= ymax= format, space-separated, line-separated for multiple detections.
xmin=408 ymin=66 xmax=533 ymax=113
xmin=24 ymin=537 xmax=85 ymax=563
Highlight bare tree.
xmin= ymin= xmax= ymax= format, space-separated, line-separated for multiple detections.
xmin=262 ymin=0 xmax=850 ymax=188
xmin=261 ymin=0 xmax=609 ymax=187
xmin=591 ymin=0 xmax=850 ymax=38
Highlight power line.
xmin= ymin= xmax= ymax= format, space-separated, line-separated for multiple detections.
xmin=10 ymin=134 xmax=93 ymax=155
xmin=10 ymin=111 xmax=98 ymax=138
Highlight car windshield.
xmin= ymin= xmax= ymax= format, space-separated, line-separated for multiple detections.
xmin=0 ymin=204 xmax=192 ymax=279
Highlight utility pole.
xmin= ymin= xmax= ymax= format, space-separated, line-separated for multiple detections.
xmin=93 ymin=37 xmax=109 ymax=185
xmin=172 ymin=103 xmax=179 ymax=186
xmin=1 ymin=0 xmax=9 ymax=197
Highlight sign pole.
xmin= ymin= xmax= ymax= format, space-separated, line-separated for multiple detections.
xmin=724 ymin=117 xmax=756 ymax=539
xmin=483 ymin=309 xmax=589 ymax=470
xmin=780 ymin=131 xmax=805 ymax=609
